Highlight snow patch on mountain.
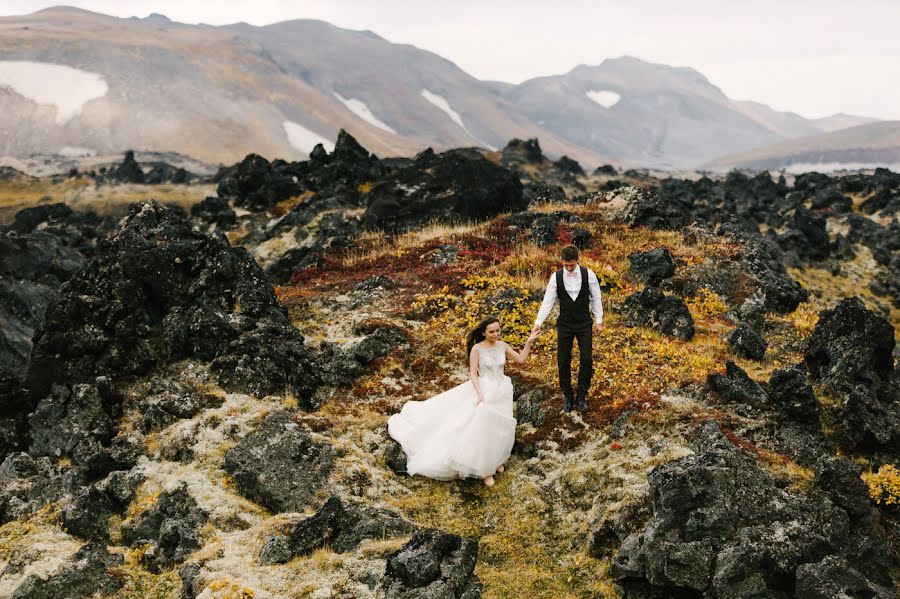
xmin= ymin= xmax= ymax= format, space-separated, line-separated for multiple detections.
xmin=333 ymin=92 xmax=396 ymax=134
xmin=586 ymin=90 xmax=621 ymax=109
xmin=421 ymin=89 xmax=468 ymax=131
xmin=0 ymin=61 xmax=108 ymax=125
xmin=283 ymin=120 xmax=335 ymax=154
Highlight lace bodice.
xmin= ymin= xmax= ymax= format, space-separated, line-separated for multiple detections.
xmin=478 ymin=343 xmax=506 ymax=379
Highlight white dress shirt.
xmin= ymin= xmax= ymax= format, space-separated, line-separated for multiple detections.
xmin=534 ymin=265 xmax=603 ymax=328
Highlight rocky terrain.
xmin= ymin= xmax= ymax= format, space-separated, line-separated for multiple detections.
xmin=0 ymin=130 xmax=898 ymax=597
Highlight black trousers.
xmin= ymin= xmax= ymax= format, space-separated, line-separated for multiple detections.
xmin=557 ymin=325 xmax=593 ymax=400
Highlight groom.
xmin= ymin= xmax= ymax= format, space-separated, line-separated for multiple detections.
xmin=532 ymin=244 xmax=603 ymax=412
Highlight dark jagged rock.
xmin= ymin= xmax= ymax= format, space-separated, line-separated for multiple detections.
xmin=29 ymin=379 xmax=119 ymax=459
xmin=594 ymin=164 xmax=618 ymax=176
xmin=384 ymin=528 xmax=482 ymax=599
xmin=570 ymin=226 xmax=593 ymax=249
xmin=1 ymin=204 xmax=109 ymax=377
xmin=674 ymin=227 xmax=807 ymax=314
xmin=501 ymin=138 xmax=545 ymax=166
xmin=706 ymin=361 xmax=768 ymax=406
xmin=144 ymin=163 xmax=193 ymax=185
xmin=11 ymin=541 xmax=124 ymax=599
xmin=553 ymin=155 xmax=584 ymax=176
xmin=610 ymin=420 xmax=893 ymax=597
xmin=620 ymin=287 xmax=695 ymax=340
xmin=363 ymin=149 xmax=525 ymax=232
xmin=768 ymin=364 xmax=819 ymax=423
xmin=179 ymin=564 xmax=203 ymax=599
xmin=728 ymin=322 xmax=767 ymax=360
xmin=288 ymin=495 xmax=413 ymax=557
xmin=620 ymin=186 xmax=690 ymax=230
xmin=774 ymin=207 xmax=830 ymax=261
xmin=384 ymin=439 xmax=407 ymax=474
xmin=106 ymin=150 xmax=145 ymax=184
xmin=845 ymin=213 xmax=898 ymax=266
xmin=190 ymin=196 xmax=236 ymax=229
xmin=139 ymin=380 xmax=223 ymax=433
xmin=0 ymin=452 xmax=65 ymax=523
xmin=805 ymin=298 xmax=899 ymax=452
xmin=796 ymin=555 xmax=893 ymax=598
xmin=121 ymin=483 xmax=208 ymax=573
xmin=62 ymin=485 xmax=115 ymax=540
xmin=224 ymin=410 xmax=334 ymax=513
xmin=530 ymin=215 xmax=560 ymax=246
xmin=628 ymin=248 xmax=676 ymax=286
xmin=215 ymin=153 xmax=301 ymax=211
xmin=810 ymin=186 xmax=850 ymax=211
xmin=323 ymin=327 xmax=409 ymax=387
xmin=27 ymin=201 xmax=320 ymax=402
xmin=523 ymin=182 xmax=567 ymax=204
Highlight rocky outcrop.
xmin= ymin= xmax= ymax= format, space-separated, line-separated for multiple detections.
xmin=11 ymin=541 xmax=124 ymax=599
xmin=384 ymin=528 xmax=482 ymax=599
xmin=0 ymin=204 xmax=110 ymax=377
xmin=628 ymin=248 xmax=675 ymax=286
xmin=259 ymin=495 xmax=412 ymax=564
xmin=363 ymin=148 xmax=525 ymax=232
xmin=224 ymin=410 xmax=334 ymax=513
xmin=728 ymin=322 xmax=767 ymax=360
xmin=706 ymin=361 xmax=768 ymax=407
xmin=27 ymin=201 xmax=320 ymax=402
xmin=190 ymin=196 xmax=236 ymax=230
xmin=121 ymin=483 xmax=208 ymax=572
xmin=62 ymin=468 xmax=143 ymax=541
xmin=611 ymin=420 xmax=893 ymax=597
xmin=805 ymin=298 xmax=900 ymax=453
xmin=323 ymin=327 xmax=410 ymax=387
xmin=620 ymin=287 xmax=695 ymax=340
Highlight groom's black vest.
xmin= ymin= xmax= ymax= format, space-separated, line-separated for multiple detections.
xmin=556 ymin=267 xmax=592 ymax=332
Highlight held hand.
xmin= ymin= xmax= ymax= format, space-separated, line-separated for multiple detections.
xmin=476 ymin=392 xmax=485 ymax=405
xmin=531 ymin=324 xmax=542 ymax=335
xmin=593 ymin=322 xmax=603 ymax=335
xmin=527 ymin=328 xmax=542 ymax=343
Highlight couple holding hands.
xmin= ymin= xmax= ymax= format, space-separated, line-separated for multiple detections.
xmin=388 ymin=244 xmax=603 ymax=486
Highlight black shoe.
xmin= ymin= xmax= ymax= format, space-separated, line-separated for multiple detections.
xmin=575 ymin=397 xmax=588 ymax=412
xmin=564 ymin=396 xmax=573 ymax=412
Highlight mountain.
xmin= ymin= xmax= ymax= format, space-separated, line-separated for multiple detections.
xmin=492 ymin=56 xmax=879 ymax=169
xmin=706 ymin=120 xmax=900 ymax=171
xmin=0 ymin=7 xmax=887 ymax=170
xmin=0 ymin=7 xmax=609 ymax=166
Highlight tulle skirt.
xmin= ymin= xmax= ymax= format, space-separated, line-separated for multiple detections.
xmin=387 ymin=375 xmax=516 ymax=480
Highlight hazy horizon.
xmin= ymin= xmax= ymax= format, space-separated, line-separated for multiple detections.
xmin=1 ymin=0 xmax=899 ymax=122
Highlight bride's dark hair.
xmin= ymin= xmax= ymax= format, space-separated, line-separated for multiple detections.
xmin=466 ymin=316 xmax=500 ymax=360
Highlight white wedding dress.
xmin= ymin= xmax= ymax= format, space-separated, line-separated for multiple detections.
xmin=388 ymin=342 xmax=516 ymax=480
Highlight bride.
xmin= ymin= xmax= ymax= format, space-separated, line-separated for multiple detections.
xmin=388 ymin=316 xmax=540 ymax=486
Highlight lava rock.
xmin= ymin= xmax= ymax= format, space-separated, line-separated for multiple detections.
xmin=553 ymin=155 xmax=584 ymax=176
xmin=728 ymin=322 xmax=767 ymax=360
xmin=29 ymin=380 xmax=119 ymax=459
xmin=706 ymin=361 xmax=768 ymax=406
xmin=530 ymin=215 xmax=560 ymax=246
xmin=324 ymin=327 xmax=410 ymax=387
xmin=289 ymin=495 xmax=413 ymax=556
xmin=224 ymin=410 xmax=334 ymax=513
xmin=259 ymin=535 xmax=293 ymax=565
xmin=768 ymin=364 xmax=820 ymax=423
xmin=190 ymin=196 xmax=236 ymax=229
xmin=27 ymin=201 xmax=320 ymax=402
xmin=384 ymin=439 xmax=407 ymax=474
xmin=523 ymin=183 xmax=566 ymax=204
xmin=620 ymin=287 xmax=695 ymax=340
xmin=139 ymin=380 xmax=223 ymax=433
xmin=121 ymin=483 xmax=208 ymax=573
xmin=805 ymin=298 xmax=900 ymax=452
xmin=0 ymin=452 xmax=64 ymax=523
xmin=610 ymin=420 xmax=893 ymax=596
xmin=500 ymin=138 xmax=545 ymax=166
xmin=363 ymin=149 xmax=525 ymax=232
xmin=384 ymin=528 xmax=482 ymax=599
xmin=106 ymin=150 xmax=145 ymax=184
xmin=11 ymin=541 xmax=124 ymax=599
xmin=628 ymin=248 xmax=676 ymax=285
xmin=514 ymin=389 xmax=550 ymax=427
xmin=215 ymin=153 xmax=302 ymax=211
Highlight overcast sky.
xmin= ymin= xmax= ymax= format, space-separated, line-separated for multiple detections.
xmin=2 ymin=0 xmax=898 ymax=120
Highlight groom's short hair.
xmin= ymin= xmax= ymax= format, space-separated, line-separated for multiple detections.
xmin=561 ymin=245 xmax=579 ymax=261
